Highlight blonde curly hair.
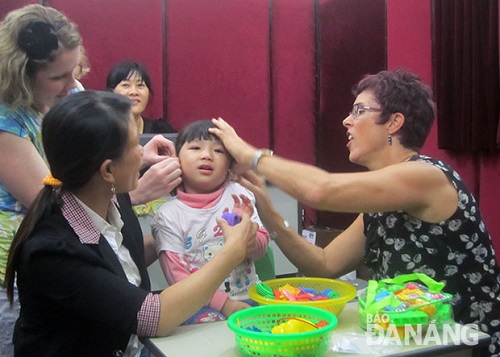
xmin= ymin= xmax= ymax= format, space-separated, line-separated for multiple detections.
xmin=0 ymin=4 xmax=81 ymax=108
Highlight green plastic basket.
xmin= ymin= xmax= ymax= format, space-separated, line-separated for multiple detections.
xmin=227 ymin=305 xmax=338 ymax=357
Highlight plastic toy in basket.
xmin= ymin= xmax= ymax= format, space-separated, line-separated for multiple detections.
xmin=228 ymin=305 xmax=338 ymax=357
xmin=248 ymin=277 xmax=357 ymax=316
xmin=358 ymin=273 xmax=454 ymax=339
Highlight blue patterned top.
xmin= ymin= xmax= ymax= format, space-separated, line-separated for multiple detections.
xmin=0 ymin=104 xmax=44 ymax=213
xmin=0 ymin=103 xmax=45 ymax=281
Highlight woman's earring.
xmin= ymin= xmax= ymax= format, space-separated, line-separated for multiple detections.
xmin=111 ymin=183 xmax=116 ymax=195
xmin=388 ymin=135 xmax=393 ymax=145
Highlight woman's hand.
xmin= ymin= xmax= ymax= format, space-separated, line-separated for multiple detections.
xmin=142 ymin=134 xmax=176 ymax=169
xmin=130 ymin=156 xmax=182 ymax=205
xmin=217 ymin=212 xmax=258 ymax=262
xmin=238 ymin=171 xmax=282 ymax=234
xmin=209 ymin=117 xmax=255 ymax=172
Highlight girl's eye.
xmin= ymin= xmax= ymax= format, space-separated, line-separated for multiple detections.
xmin=215 ymin=149 xmax=225 ymax=154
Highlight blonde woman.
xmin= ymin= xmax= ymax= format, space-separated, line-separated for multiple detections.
xmin=0 ymin=5 xmax=81 ymax=355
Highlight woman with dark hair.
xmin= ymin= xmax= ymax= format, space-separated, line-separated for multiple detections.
xmin=106 ymin=61 xmax=180 ymax=257
xmin=4 ymin=91 xmax=257 ymax=356
xmin=105 ymin=62 xmax=180 ymax=209
xmin=107 ymin=61 xmax=176 ymax=134
xmin=210 ymin=68 xmax=500 ymax=354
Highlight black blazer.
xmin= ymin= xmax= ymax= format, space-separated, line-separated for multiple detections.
xmin=14 ymin=194 xmax=152 ymax=357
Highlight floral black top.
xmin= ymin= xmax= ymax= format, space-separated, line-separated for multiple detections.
xmin=363 ymin=155 xmax=500 ymax=355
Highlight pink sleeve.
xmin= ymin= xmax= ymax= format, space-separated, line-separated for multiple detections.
xmin=246 ymin=226 xmax=270 ymax=260
xmin=158 ymin=251 xmax=229 ymax=312
xmin=158 ymin=250 xmax=191 ymax=285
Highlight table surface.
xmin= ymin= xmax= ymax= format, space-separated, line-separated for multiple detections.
xmin=145 ymin=302 xmax=490 ymax=357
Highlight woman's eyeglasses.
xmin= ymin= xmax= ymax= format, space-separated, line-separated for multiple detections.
xmin=349 ymin=104 xmax=382 ymax=119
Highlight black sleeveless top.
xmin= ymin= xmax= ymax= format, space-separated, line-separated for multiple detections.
xmin=363 ymin=155 xmax=500 ymax=353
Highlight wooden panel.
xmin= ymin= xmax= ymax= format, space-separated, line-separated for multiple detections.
xmin=46 ymin=0 xmax=165 ymax=119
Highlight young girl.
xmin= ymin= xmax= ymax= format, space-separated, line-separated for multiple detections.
xmin=151 ymin=120 xmax=270 ymax=324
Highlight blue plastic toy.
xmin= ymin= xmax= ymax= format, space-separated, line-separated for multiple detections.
xmin=222 ymin=212 xmax=241 ymax=226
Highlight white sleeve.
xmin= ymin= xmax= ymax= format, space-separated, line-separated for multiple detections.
xmin=151 ymin=204 xmax=185 ymax=255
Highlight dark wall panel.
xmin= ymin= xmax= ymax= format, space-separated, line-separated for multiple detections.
xmin=46 ymin=0 xmax=165 ymax=119
xmin=316 ymin=0 xmax=386 ymax=229
xmin=272 ymin=0 xmax=316 ymax=164
xmin=165 ymin=0 xmax=270 ymax=146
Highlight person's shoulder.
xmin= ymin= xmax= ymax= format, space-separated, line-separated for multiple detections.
xmin=0 ymin=105 xmax=37 ymax=132
xmin=226 ymin=181 xmax=255 ymax=198
xmin=155 ymin=196 xmax=181 ymax=215
xmin=409 ymin=155 xmax=455 ymax=173
xmin=0 ymin=103 xmax=32 ymax=116
xmin=0 ymin=104 xmax=26 ymax=121
xmin=23 ymin=211 xmax=74 ymax=251
xmin=143 ymin=117 xmax=176 ymax=134
xmin=151 ymin=198 xmax=183 ymax=228
xmin=409 ymin=154 xmax=448 ymax=166
xmin=225 ymin=181 xmax=242 ymax=191
xmin=0 ymin=102 xmax=15 ymax=113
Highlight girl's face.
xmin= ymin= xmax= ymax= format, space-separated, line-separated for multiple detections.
xmin=113 ymin=116 xmax=143 ymax=194
xmin=113 ymin=71 xmax=150 ymax=118
xmin=178 ymin=138 xmax=231 ymax=194
xmin=31 ymin=47 xmax=80 ymax=114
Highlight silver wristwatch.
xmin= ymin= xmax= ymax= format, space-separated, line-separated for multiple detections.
xmin=252 ymin=149 xmax=274 ymax=174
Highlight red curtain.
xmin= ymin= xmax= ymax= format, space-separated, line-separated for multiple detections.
xmin=432 ymin=0 xmax=499 ymax=153
xmin=498 ymin=2 xmax=500 ymax=149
